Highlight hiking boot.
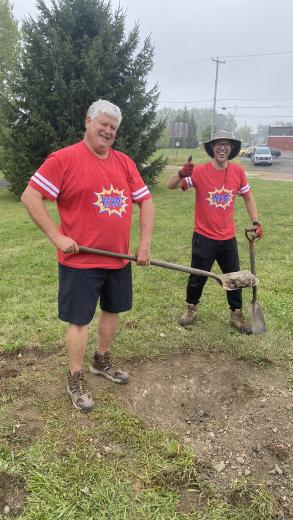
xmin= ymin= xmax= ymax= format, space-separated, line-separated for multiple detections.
xmin=230 ymin=309 xmax=252 ymax=334
xmin=179 ymin=304 xmax=197 ymax=326
xmin=67 ymin=371 xmax=94 ymax=412
xmin=90 ymin=352 xmax=129 ymax=384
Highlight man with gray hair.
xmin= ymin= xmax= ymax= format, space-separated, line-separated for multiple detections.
xmin=21 ymin=99 xmax=155 ymax=412
xmin=167 ymin=129 xmax=262 ymax=334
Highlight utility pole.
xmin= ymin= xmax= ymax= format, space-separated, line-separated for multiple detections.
xmin=232 ymin=105 xmax=237 ymax=137
xmin=211 ymin=57 xmax=225 ymax=138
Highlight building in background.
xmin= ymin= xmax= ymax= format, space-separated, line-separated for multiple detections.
xmin=267 ymin=126 xmax=293 ymax=151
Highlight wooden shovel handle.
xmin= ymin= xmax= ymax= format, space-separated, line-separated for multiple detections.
xmin=77 ymin=245 xmax=222 ymax=282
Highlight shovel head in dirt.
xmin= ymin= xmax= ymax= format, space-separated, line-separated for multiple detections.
xmin=249 ymin=287 xmax=266 ymax=335
xmin=245 ymin=229 xmax=266 ymax=335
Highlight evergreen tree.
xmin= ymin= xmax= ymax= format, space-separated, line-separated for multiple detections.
xmin=0 ymin=0 xmax=20 ymax=161
xmin=2 ymin=0 xmax=165 ymax=195
xmin=201 ymin=125 xmax=213 ymax=144
xmin=186 ymin=114 xmax=198 ymax=149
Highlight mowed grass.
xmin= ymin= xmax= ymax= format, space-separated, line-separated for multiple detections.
xmin=0 ymin=169 xmax=292 ymax=519
xmin=1 ymin=170 xmax=292 ymax=360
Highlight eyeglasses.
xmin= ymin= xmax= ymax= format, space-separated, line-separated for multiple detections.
xmin=213 ymin=141 xmax=231 ymax=150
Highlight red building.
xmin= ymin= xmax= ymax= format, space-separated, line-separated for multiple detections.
xmin=267 ymin=126 xmax=293 ymax=151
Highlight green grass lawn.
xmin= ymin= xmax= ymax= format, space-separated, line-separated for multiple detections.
xmin=0 ymin=171 xmax=292 ymax=519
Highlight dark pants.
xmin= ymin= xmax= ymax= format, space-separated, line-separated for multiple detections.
xmin=186 ymin=232 xmax=242 ymax=310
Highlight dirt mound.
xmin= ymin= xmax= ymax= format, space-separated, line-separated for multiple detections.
xmin=115 ymin=350 xmax=293 ymax=517
xmin=1 ymin=346 xmax=293 ymax=517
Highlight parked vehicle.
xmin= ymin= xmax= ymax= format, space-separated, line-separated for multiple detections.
xmin=239 ymin=147 xmax=249 ymax=157
xmin=245 ymin=146 xmax=255 ymax=158
xmin=270 ymin=147 xmax=281 ymax=157
xmin=252 ymin=146 xmax=272 ymax=166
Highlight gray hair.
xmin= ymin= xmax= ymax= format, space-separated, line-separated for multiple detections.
xmin=87 ymin=99 xmax=122 ymax=127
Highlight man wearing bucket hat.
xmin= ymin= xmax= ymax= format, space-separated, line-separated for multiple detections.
xmin=167 ymin=129 xmax=262 ymax=333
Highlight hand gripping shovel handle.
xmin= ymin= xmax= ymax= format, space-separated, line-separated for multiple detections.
xmin=78 ymin=246 xmax=224 ymax=284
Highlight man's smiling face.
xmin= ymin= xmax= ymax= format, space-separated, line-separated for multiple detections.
xmin=84 ymin=114 xmax=118 ymax=157
xmin=211 ymin=139 xmax=232 ymax=167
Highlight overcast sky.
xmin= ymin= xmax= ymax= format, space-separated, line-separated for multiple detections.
xmin=12 ymin=0 xmax=293 ymax=130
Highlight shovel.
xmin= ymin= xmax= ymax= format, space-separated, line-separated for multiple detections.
xmin=78 ymin=245 xmax=258 ymax=292
xmin=245 ymin=229 xmax=266 ymax=334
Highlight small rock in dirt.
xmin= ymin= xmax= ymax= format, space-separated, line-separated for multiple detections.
xmin=214 ymin=461 xmax=225 ymax=473
xmin=236 ymin=456 xmax=245 ymax=464
xmin=3 ymin=505 xmax=10 ymax=515
xmin=275 ymin=464 xmax=283 ymax=475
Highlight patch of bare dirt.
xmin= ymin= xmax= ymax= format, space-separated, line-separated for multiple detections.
xmin=0 ymin=471 xmax=26 ymax=516
xmin=1 ymin=346 xmax=293 ymax=517
xmin=115 ymin=350 xmax=293 ymax=518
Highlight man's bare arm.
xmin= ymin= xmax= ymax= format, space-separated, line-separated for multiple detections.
xmin=21 ymin=186 xmax=78 ymax=253
xmin=136 ymin=197 xmax=155 ymax=265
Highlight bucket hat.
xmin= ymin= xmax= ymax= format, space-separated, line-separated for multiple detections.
xmin=204 ymin=130 xmax=241 ymax=160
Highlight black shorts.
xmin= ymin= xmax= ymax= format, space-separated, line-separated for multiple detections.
xmin=58 ymin=263 xmax=132 ymax=325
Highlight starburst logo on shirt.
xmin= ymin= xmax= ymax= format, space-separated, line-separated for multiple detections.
xmin=93 ymin=185 xmax=128 ymax=217
xmin=206 ymin=186 xmax=233 ymax=209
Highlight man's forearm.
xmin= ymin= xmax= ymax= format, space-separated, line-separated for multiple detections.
xmin=21 ymin=186 xmax=60 ymax=242
xmin=244 ymin=193 xmax=259 ymax=223
xmin=167 ymin=174 xmax=182 ymax=189
xmin=21 ymin=186 xmax=78 ymax=252
xmin=138 ymin=197 xmax=155 ymax=246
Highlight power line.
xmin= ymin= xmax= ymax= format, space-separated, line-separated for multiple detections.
xmin=219 ymin=97 xmax=293 ymax=101
xmin=219 ymin=105 xmax=293 ymax=109
xmin=223 ymin=50 xmax=293 ymax=59
xmin=161 ymin=50 xmax=293 ymax=71
xmin=159 ymin=99 xmax=213 ymax=104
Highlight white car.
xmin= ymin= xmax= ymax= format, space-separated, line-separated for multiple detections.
xmin=252 ymin=146 xmax=272 ymax=166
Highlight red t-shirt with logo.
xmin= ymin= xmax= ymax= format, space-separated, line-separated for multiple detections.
xmin=181 ymin=162 xmax=250 ymax=240
xmin=28 ymin=141 xmax=151 ymax=268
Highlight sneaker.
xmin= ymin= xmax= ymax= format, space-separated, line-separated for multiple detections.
xmin=67 ymin=371 xmax=94 ymax=412
xmin=230 ymin=309 xmax=252 ymax=335
xmin=179 ymin=304 xmax=197 ymax=326
xmin=90 ymin=352 xmax=129 ymax=384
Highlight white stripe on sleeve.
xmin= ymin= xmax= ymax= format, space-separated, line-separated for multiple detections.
xmin=31 ymin=172 xmax=60 ymax=197
xmin=31 ymin=174 xmax=59 ymax=198
xmin=238 ymin=183 xmax=250 ymax=195
xmin=185 ymin=176 xmax=193 ymax=189
xmin=132 ymin=186 xmax=150 ymax=201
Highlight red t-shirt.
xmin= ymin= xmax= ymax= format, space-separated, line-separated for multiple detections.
xmin=28 ymin=141 xmax=151 ymax=268
xmin=181 ymin=162 xmax=250 ymax=240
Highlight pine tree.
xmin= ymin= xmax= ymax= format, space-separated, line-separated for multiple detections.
xmin=2 ymin=0 xmax=165 ymax=195
xmin=0 ymin=0 xmax=20 ymax=160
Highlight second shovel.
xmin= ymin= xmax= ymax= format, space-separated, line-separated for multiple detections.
xmin=245 ymin=228 xmax=266 ymax=335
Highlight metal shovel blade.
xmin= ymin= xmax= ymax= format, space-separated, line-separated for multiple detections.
xmin=249 ymin=300 xmax=266 ymax=335
xmin=219 ymin=270 xmax=258 ymax=291
xmin=245 ymin=228 xmax=266 ymax=335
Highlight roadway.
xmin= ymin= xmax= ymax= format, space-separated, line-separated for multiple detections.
xmin=240 ymin=151 xmax=293 ymax=181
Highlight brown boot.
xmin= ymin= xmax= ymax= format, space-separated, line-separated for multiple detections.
xmin=179 ymin=304 xmax=197 ymax=326
xmin=230 ymin=309 xmax=252 ymax=334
